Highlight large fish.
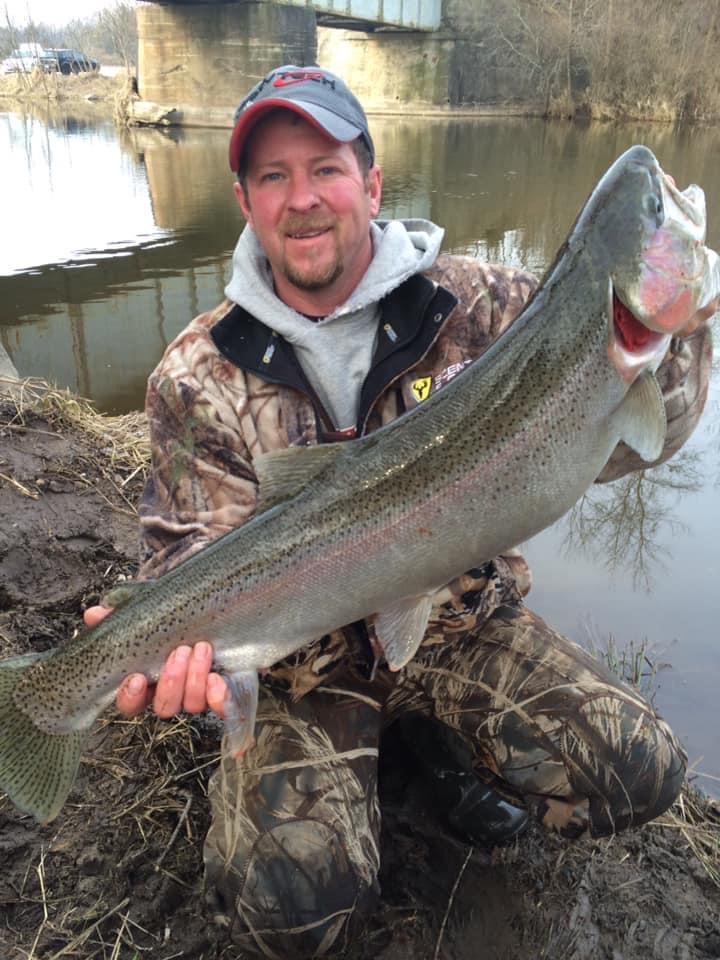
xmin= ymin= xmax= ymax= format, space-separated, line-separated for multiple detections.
xmin=0 ymin=145 xmax=717 ymax=823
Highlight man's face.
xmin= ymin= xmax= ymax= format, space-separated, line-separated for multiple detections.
xmin=234 ymin=112 xmax=382 ymax=313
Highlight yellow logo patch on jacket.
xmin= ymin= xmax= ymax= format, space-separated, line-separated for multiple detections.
xmin=411 ymin=377 xmax=432 ymax=403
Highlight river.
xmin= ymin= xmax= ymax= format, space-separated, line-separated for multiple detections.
xmin=1 ymin=104 xmax=719 ymax=796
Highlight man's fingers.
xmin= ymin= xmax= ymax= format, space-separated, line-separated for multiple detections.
xmin=116 ymin=673 xmax=153 ymax=717
xmin=84 ymin=604 xmax=113 ymax=628
xmin=153 ymin=645 xmax=193 ymax=718
xmin=207 ymin=672 xmax=227 ymax=718
xmin=117 ymin=642 xmax=224 ymax=720
xmin=182 ymin=641 xmax=213 ymax=714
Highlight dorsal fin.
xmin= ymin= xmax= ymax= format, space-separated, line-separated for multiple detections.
xmin=254 ymin=443 xmax=346 ymax=513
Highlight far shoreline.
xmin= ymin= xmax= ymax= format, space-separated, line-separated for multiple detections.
xmin=0 ymin=71 xmax=715 ymax=128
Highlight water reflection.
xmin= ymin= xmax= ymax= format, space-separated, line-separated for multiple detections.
xmin=378 ymin=115 xmax=720 ymax=270
xmin=524 ymin=386 xmax=720 ymax=796
xmin=563 ymin=452 xmax=703 ymax=591
xmin=0 ymin=118 xmax=245 ymax=410
xmin=0 ymin=111 xmax=167 ymax=275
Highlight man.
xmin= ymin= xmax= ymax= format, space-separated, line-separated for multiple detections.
xmin=85 ymin=66 xmax=713 ymax=958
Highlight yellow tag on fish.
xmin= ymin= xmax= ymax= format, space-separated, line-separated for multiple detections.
xmin=411 ymin=377 xmax=432 ymax=403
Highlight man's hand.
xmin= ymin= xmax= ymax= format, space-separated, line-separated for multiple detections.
xmin=83 ymin=605 xmax=228 ymax=718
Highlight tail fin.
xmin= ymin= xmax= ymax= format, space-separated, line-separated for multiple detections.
xmin=0 ymin=656 xmax=87 ymax=823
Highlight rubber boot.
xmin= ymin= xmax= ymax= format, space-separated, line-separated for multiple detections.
xmin=393 ymin=714 xmax=528 ymax=844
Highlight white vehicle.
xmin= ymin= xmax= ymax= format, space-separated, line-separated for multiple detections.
xmin=1 ymin=43 xmax=45 ymax=74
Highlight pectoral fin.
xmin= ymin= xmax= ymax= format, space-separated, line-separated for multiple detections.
xmin=610 ymin=372 xmax=667 ymax=463
xmin=101 ymin=580 xmax=154 ymax=609
xmin=221 ymin=670 xmax=259 ymax=759
xmin=374 ymin=594 xmax=434 ymax=671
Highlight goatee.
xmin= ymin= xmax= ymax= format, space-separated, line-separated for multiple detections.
xmin=282 ymin=257 xmax=344 ymax=291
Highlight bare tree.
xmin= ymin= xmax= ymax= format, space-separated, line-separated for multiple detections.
xmin=444 ymin=0 xmax=720 ymax=120
xmin=97 ymin=2 xmax=136 ymax=69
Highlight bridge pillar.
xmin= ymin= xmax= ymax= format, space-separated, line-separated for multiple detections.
xmin=318 ymin=28 xmax=455 ymax=109
xmin=135 ymin=2 xmax=317 ymax=127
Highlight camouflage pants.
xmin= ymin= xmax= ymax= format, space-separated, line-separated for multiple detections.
xmin=203 ymin=603 xmax=686 ymax=958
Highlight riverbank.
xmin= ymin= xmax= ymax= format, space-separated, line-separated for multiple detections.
xmin=0 ymin=69 xmax=711 ymax=127
xmin=0 ymin=377 xmax=718 ymax=959
xmin=0 ymin=69 xmax=539 ymax=129
xmin=0 ymin=69 xmax=136 ymax=123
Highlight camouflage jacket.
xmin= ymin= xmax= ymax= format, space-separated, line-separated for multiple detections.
xmin=137 ymin=254 xmax=712 ymax=697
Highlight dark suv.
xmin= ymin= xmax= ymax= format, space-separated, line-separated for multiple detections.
xmin=40 ymin=49 xmax=100 ymax=75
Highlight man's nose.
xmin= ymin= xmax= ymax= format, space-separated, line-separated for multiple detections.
xmin=287 ymin=173 xmax=321 ymax=211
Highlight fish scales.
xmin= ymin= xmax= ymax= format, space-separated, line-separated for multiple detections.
xmin=1 ymin=144 xmax=719 ymax=822
xmin=16 ymin=346 xmax=612 ymax=716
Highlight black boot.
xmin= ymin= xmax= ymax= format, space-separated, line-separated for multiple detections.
xmin=392 ymin=715 xmax=528 ymax=845
xmin=431 ymin=766 xmax=528 ymax=844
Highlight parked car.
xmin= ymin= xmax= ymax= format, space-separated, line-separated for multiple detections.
xmin=1 ymin=44 xmax=44 ymax=74
xmin=40 ymin=48 xmax=100 ymax=75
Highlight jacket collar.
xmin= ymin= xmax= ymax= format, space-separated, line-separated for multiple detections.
xmin=210 ymin=272 xmax=457 ymax=440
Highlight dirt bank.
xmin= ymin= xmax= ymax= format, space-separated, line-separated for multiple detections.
xmin=0 ymin=381 xmax=718 ymax=959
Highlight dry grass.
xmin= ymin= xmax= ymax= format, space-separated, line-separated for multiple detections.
xmin=658 ymin=784 xmax=720 ymax=887
xmin=583 ymin=628 xmax=720 ymax=888
xmin=111 ymin=71 xmax=138 ymax=126
xmin=0 ymin=710 xmax=220 ymax=959
xmin=0 ymin=376 xmax=209 ymax=945
xmin=584 ymin=629 xmax=720 ymax=890
xmin=0 ymin=68 xmax=127 ymax=105
xmin=0 ymin=376 xmax=149 ymax=517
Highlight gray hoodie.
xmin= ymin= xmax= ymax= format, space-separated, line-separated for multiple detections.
xmin=224 ymin=218 xmax=444 ymax=430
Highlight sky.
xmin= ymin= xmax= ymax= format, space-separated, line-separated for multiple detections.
xmin=3 ymin=0 xmax=121 ymax=28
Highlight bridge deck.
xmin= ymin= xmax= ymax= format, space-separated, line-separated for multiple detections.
xmin=285 ymin=0 xmax=441 ymax=30
xmin=152 ymin=0 xmax=443 ymax=31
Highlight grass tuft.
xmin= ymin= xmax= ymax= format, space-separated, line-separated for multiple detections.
xmin=1 ymin=376 xmax=150 ymax=517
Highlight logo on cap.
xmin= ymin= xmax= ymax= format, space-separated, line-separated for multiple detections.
xmin=273 ymin=69 xmax=329 ymax=88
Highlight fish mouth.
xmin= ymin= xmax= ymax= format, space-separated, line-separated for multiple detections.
xmin=612 ymin=291 xmax=666 ymax=353
xmin=609 ymin=285 xmax=671 ymax=382
xmin=661 ymin=173 xmax=706 ymax=240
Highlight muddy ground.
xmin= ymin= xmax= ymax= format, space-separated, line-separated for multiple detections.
xmin=0 ymin=388 xmax=719 ymax=960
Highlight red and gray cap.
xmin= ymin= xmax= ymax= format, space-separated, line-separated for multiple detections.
xmin=229 ymin=65 xmax=375 ymax=173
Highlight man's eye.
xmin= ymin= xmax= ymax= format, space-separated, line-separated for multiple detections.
xmin=260 ymin=171 xmax=283 ymax=183
xmin=318 ymin=166 xmax=340 ymax=177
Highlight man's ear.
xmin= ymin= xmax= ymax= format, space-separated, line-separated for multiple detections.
xmin=233 ymin=181 xmax=254 ymax=226
xmin=368 ymin=165 xmax=383 ymax=218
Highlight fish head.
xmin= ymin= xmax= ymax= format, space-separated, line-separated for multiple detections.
xmin=578 ymin=145 xmax=718 ymax=382
xmin=613 ymin=157 xmax=712 ymax=330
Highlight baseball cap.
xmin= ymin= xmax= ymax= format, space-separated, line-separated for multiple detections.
xmin=229 ymin=65 xmax=375 ymax=173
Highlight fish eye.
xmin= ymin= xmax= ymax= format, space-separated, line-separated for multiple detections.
xmin=644 ymin=190 xmax=664 ymax=225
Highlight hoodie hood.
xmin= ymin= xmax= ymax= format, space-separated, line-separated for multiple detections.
xmin=224 ymin=218 xmax=443 ymax=330
xmin=222 ymin=218 xmax=444 ymax=429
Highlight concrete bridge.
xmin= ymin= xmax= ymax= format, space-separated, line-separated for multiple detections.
xmin=132 ymin=0 xmax=502 ymax=129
